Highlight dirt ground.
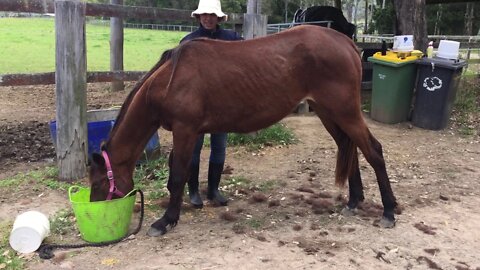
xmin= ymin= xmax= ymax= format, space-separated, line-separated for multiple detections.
xmin=0 ymin=82 xmax=479 ymax=270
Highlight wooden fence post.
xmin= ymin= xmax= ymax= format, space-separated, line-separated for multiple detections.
xmin=243 ymin=13 xmax=267 ymax=39
xmin=243 ymin=0 xmax=267 ymax=40
xmin=55 ymin=0 xmax=88 ymax=181
xmin=110 ymin=0 xmax=124 ymax=91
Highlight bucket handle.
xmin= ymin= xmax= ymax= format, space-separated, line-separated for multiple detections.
xmin=68 ymin=185 xmax=83 ymax=198
xmin=124 ymin=188 xmax=138 ymax=198
xmin=68 ymin=185 xmax=138 ymax=200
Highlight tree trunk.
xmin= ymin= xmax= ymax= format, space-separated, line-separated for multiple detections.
xmin=346 ymin=0 xmax=353 ymax=21
xmin=353 ymin=0 xmax=359 ymax=26
xmin=464 ymin=2 xmax=474 ymax=36
xmin=394 ymin=0 xmax=428 ymax=53
xmin=434 ymin=5 xmax=442 ymax=35
xmin=364 ymin=0 xmax=368 ymax=34
xmin=334 ymin=0 xmax=342 ymax=10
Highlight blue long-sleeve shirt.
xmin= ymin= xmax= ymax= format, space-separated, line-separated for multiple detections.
xmin=180 ymin=24 xmax=243 ymax=43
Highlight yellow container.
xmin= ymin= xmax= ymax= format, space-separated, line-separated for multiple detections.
xmin=372 ymin=50 xmax=423 ymax=64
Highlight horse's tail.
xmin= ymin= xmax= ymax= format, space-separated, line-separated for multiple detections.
xmin=335 ymin=133 xmax=358 ymax=187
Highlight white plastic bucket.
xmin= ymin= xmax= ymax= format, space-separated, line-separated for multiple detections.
xmin=437 ymin=40 xmax=460 ymax=59
xmin=9 ymin=211 xmax=50 ymax=253
xmin=393 ymin=35 xmax=414 ymax=52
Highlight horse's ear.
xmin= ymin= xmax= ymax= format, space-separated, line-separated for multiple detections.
xmin=91 ymin=153 xmax=105 ymax=167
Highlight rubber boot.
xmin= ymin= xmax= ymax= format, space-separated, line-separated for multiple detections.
xmin=188 ymin=162 xmax=203 ymax=208
xmin=207 ymin=162 xmax=228 ymax=206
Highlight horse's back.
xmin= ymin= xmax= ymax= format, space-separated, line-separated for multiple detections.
xmin=180 ymin=25 xmax=360 ymax=74
xmin=154 ymin=25 xmax=362 ymax=133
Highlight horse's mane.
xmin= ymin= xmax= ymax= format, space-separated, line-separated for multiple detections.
xmin=103 ymin=47 xmax=179 ymax=150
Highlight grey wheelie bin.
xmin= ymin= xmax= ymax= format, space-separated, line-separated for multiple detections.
xmin=411 ymin=57 xmax=467 ymax=130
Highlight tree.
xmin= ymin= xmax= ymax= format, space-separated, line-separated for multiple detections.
xmin=368 ymin=0 xmax=394 ymax=34
xmin=334 ymin=0 xmax=342 ymax=10
xmin=393 ymin=0 xmax=427 ymax=53
xmin=464 ymin=2 xmax=475 ymax=35
xmin=426 ymin=2 xmax=479 ymax=35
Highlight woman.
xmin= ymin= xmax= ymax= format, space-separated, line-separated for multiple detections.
xmin=181 ymin=0 xmax=243 ymax=208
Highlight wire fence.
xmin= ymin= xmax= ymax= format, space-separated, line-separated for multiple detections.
xmin=266 ymin=21 xmax=332 ymax=34
xmin=88 ymin=19 xmax=196 ymax=32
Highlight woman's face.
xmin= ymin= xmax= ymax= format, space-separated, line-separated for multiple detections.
xmin=199 ymin=13 xmax=219 ymax=30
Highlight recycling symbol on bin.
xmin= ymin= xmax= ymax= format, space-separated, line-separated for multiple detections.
xmin=423 ymin=76 xmax=443 ymax=92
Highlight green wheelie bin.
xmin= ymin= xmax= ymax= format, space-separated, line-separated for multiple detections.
xmin=367 ymin=51 xmax=421 ymax=124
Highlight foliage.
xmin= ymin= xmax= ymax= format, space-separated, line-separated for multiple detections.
xmin=49 ymin=209 xmax=77 ymax=236
xmin=0 ymin=17 xmax=185 ymax=74
xmin=227 ymin=123 xmax=296 ymax=151
xmin=133 ymin=157 xmax=170 ymax=201
xmin=368 ymin=1 xmax=395 ymax=34
xmin=451 ymin=76 xmax=480 ymax=136
xmin=367 ymin=1 xmax=480 ymax=35
xmin=426 ymin=3 xmax=480 ymax=35
xmin=10 ymin=0 xmax=477 ymax=38
xmin=222 ymin=0 xmax=247 ymax=14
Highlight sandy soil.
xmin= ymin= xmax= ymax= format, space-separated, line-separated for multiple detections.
xmin=0 ymin=83 xmax=479 ymax=270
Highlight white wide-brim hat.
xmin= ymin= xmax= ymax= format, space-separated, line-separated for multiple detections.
xmin=191 ymin=0 xmax=228 ymax=21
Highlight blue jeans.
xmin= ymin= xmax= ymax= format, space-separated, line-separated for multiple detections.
xmin=191 ymin=133 xmax=227 ymax=166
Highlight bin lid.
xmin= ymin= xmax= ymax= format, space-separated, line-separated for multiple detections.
xmin=368 ymin=50 xmax=422 ymax=67
xmin=416 ymin=57 xmax=467 ymax=70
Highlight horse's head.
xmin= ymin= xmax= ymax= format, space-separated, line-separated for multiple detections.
xmin=89 ymin=153 xmax=111 ymax=201
xmin=89 ymin=152 xmax=132 ymax=202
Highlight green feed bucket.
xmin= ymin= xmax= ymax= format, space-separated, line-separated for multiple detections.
xmin=68 ymin=186 xmax=137 ymax=243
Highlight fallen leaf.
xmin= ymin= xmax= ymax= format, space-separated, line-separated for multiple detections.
xmin=101 ymin=258 xmax=119 ymax=266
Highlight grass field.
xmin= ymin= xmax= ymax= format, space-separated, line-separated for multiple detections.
xmin=0 ymin=17 xmax=187 ymax=74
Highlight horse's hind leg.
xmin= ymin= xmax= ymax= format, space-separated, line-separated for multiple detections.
xmin=342 ymin=124 xmax=397 ymax=227
xmin=363 ymin=131 xmax=397 ymax=225
xmin=147 ymin=126 xmax=197 ymax=236
xmin=308 ymin=102 xmax=365 ymax=214
xmin=309 ymin=100 xmax=397 ymax=227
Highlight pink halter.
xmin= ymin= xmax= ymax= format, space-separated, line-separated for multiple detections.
xmin=101 ymin=150 xmax=125 ymax=200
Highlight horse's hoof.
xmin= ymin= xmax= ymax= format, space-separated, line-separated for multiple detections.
xmin=378 ymin=216 xmax=395 ymax=228
xmin=341 ymin=206 xmax=357 ymax=217
xmin=147 ymin=226 xmax=166 ymax=237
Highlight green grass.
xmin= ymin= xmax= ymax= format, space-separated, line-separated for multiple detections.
xmin=0 ymin=17 xmax=186 ymax=74
xmin=452 ymin=76 xmax=480 ymax=136
xmin=0 ymin=226 xmax=25 ymax=270
xmin=49 ymin=209 xmax=76 ymax=237
xmin=257 ymin=180 xmax=277 ymax=192
xmin=0 ymin=222 xmax=25 ymax=270
xmin=133 ymin=157 xmax=170 ymax=201
xmin=223 ymin=176 xmax=252 ymax=191
xmin=0 ymin=166 xmax=74 ymax=192
xmin=245 ymin=217 xmax=264 ymax=229
xmin=227 ymin=123 xmax=296 ymax=151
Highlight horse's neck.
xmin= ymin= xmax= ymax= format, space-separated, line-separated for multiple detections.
xmin=109 ymin=102 xmax=158 ymax=168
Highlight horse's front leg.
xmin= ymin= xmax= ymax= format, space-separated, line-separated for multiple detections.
xmin=147 ymin=131 xmax=196 ymax=236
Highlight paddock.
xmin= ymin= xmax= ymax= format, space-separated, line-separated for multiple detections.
xmin=0 ymin=81 xmax=479 ymax=269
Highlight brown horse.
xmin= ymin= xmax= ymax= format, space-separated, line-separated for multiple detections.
xmin=89 ymin=25 xmax=397 ymax=236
